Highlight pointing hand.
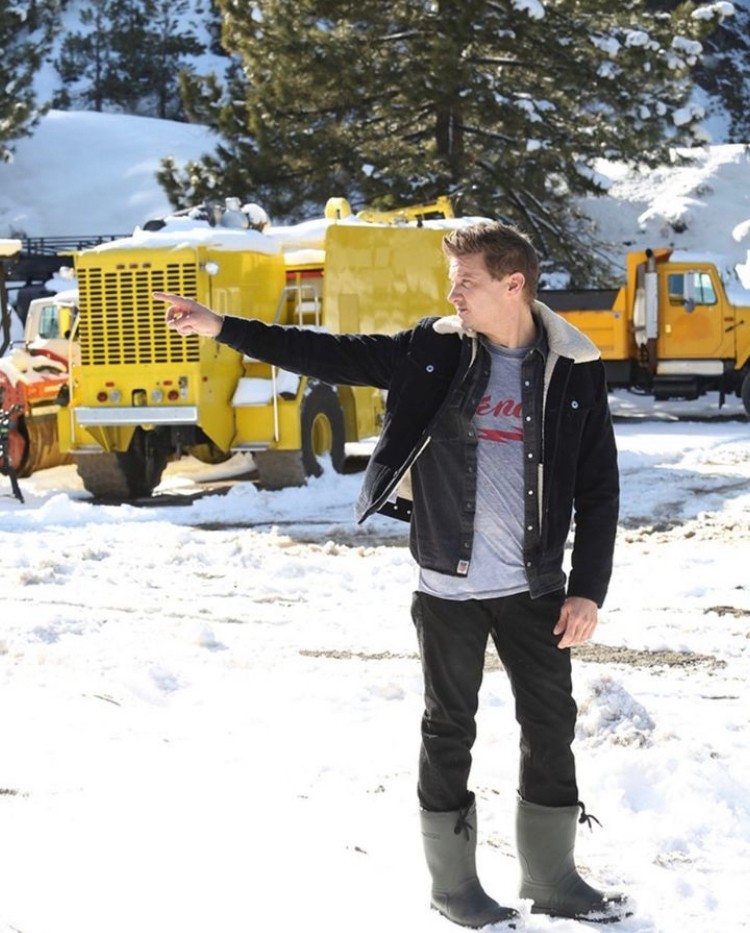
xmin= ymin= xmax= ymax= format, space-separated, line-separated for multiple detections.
xmin=154 ymin=292 xmax=223 ymax=338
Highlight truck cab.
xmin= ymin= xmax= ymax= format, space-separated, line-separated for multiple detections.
xmin=547 ymin=247 xmax=750 ymax=413
xmin=24 ymin=289 xmax=80 ymax=368
xmin=630 ymin=249 xmax=750 ymax=406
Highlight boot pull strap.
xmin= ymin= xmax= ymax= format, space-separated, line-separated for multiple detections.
xmin=453 ymin=800 xmax=475 ymax=840
xmin=577 ymin=801 xmax=603 ymax=832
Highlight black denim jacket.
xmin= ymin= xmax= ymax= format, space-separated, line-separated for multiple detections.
xmin=217 ymin=305 xmax=620 ymax=606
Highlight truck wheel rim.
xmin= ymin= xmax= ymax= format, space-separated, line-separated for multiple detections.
xmin=310 ymin=413 xmax=332 ymax=456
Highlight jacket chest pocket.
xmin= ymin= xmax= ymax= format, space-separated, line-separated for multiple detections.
xmin=558 ymin=390 xmax=594 ymax=444
xmin=391 ymin=352 xmax=452 ymax=415
xmin=404 ymin=348 xmax=453 ymax=383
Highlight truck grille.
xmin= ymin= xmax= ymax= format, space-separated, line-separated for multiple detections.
xmin=77 ymin=262 xmax=200 ymax=365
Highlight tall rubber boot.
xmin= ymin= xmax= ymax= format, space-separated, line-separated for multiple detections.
xmin=516 ymin=799 xmax=628 ymax=923
xmin=421 ymin=795 xmax=518 ymax=929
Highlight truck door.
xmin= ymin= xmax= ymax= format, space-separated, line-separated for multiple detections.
xmin=658 ymin=266 xmax=734 ymax=360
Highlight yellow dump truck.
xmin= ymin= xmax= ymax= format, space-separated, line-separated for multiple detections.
xmin=57 ymin=197 xmax=460 ymax=499
xmin=545 ymin=247 xmax=750 ymax=415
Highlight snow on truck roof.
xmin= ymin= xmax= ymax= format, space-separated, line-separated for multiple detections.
xmin=83 ymin=208 xmax=484 ymax=258
xmin=0 ymin=238 xmax=22 ymax=257
xmin=87 ymin=216 xmax=283 ymax=256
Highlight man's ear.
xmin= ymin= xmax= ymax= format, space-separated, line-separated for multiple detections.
xmin=507 ymin=271 xmax=526 ymax=295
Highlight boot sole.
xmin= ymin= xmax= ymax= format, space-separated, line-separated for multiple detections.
xmin=530 ymin=905 xmax=632 ymax=924
xmin=431 ymin=904 xmax=518 ymax=929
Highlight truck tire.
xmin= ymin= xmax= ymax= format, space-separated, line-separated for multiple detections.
xmin=300 ymin=383 xmax=346 ymax=477
xmin=742 ymin=372 xmax=750 ymax=418
xmin=74 ymin=427 xmax=171 ymax=500
xmin=254 ymin=384 xmax=346 ymax=490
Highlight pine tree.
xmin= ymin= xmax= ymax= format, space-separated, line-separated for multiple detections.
xmin=646 ymin=0 xmax=750 ymax=142
xmin=54 ymin=0 xmax=205 ymax=118
xmin=688 ymin=1 xmax=750 ymax=142
xmin=54 ymin=0 xmax=121 ymax=112
xmin=132 ymin=0 xmax=206 ymax=120
xmin=161 ymin=0 xmax=728 ymax=283
xmin=0 ymin=0 xmax=59 ymax=163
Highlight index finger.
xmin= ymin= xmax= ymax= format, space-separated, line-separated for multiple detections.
xmin=153 ymin=291 xmax=184 ymax=304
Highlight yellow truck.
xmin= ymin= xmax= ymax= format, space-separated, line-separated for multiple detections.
xmin=57 ymin=196 xmax=459 ymax=499
xmin=546 ymin=247 xmax=750 ymax=415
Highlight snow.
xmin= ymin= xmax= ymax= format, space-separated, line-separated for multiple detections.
xmin=0 ymin=110 xmax=216 ymax=237
xmin=89 ymin=214 xmax=282 ymax=256
xmin=583 ymin=143 xmax=750 ymax=286
xmin=0 ymin=395 xmax=749 ymax=933
xmin=0 ymin=239 xmax=22 ymax=257
xmin=692 ymin=2 xmax=736 ymax=22
xmin=511 ymin=0 xmax=545 ymax=21
xmin=232 ymin=372 xmax=301 ymax=405
xmin=1 ymin=104 xmax=750 ymax=933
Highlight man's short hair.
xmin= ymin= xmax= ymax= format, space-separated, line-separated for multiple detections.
xmin=443 ymin=221 xmax=539 ymax=301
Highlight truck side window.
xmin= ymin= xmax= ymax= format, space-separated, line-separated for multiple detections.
xmin=668 ymin=272 xmax=717 ymax=306
xmin=38 ymin=303 xmax=60 ymax=338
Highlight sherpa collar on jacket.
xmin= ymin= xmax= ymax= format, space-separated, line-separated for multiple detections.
xmin=432 ymin=299 xmax=600 ymax=364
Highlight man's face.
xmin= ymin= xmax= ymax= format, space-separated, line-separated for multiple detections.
xmin=446 ymin=252 xmax=524 ymax=336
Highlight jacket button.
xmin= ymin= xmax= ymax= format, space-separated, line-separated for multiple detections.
xmin=426 ymin=364 xmax=435 ymax=373
xmin=571 ymin=400 xmax=579 ymax=409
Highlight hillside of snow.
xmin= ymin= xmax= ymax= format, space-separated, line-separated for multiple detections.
xmin=0 ymin=110 xmax=216 ymax=238
xmin=585 ymin=144 xmax=750 ymax=288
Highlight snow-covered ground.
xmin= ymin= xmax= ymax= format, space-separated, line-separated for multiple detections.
xmin=0 ymin=391 xmax=748 ymax=933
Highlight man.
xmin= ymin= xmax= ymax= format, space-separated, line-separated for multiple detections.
xmin=156 ymin=220 xmax=623 ymax=928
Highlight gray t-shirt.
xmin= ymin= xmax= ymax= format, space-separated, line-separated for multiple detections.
xmin=417 ymin=341 xmax=529 ymax=600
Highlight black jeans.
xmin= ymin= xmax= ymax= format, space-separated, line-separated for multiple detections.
xmin=412 ymin=589 xmax=578 ymax=812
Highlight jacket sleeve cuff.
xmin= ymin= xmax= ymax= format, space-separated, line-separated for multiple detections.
xmin=216 ymin=314 xmax=249 ymax=348
xmin=567 ymin=576 xmax=609 ymax=608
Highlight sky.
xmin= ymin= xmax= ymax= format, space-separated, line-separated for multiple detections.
xmin=0 ymin=69 xmax=750 ymax=933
